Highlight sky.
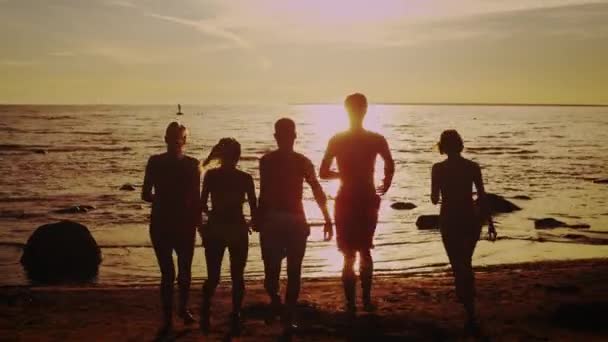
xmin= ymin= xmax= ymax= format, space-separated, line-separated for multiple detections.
xmin=0 ymin=0 xmax=607 ymax=105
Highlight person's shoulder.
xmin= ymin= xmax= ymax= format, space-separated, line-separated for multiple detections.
xmin=148 ymin=153 xmax=166 ymax=164
xmin=464 ymin=158 xmax=481 ymax=170
xmin=237 ymin=169 xmax=253 ymax=180
xmin=204 ymin=167 xmax=219 ymax=178
xmin=260 ymin=150 xmax=278 ymax=162
xmin=365 ymin=130 xmax=387 ymax=143
xmin=330 ymin=131 xmax=348 ymax=143
xmin=432 ymin=159 xmax=447 ymax=170
xmin=292 ymin=151 xmax=312 ymax=164
xmin=184 ymin=155 xmax=200 ymax=166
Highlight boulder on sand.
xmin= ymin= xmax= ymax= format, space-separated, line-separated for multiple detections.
xmin=20 ymin=221 xmax=102 ymax=283
xmin=416 ymin=215 xmax=440 ymax=230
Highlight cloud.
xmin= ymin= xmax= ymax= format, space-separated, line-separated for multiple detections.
xmin=0 ymin=59 xmax=38 ymax=66
xmin=144 ymin=13 xmax=251 ymax=48
xmin=105 ymin=0 xmax=136 ymax=8
xmin=49 ymin=51 xmax=77 ymax=57
xmin=143 ymin=12 xmax=271 ymax=69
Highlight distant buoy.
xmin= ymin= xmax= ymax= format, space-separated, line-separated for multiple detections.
xmin=176 ymin=104 xmax=183 ymax=116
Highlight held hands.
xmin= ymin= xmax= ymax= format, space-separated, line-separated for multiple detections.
xmin=487 ymin=219 xmax=498 ymax=242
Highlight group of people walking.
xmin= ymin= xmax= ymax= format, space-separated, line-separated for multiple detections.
xmin=142 ymin=93 xmax=495 ymax=338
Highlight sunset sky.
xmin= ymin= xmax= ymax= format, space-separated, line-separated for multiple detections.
xmin=1 ymin=0 xmax=607 ymax=105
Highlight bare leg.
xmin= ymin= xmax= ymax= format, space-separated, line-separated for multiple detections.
xmin=201 ymin=239 xmax=225 ymax=333
xmin=150 ymin=228 xmax=175 ymax=333
xmin=176 ymin=229 xmax=196 ymax=324
xmin=342 ymin=250 xmax=357 ymax=313
xmin=359 ymin=249 xmax=375 ymax=311
xmin=229 ymin=233 xmax=248 ymax=314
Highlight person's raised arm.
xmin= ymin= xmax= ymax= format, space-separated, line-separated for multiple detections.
xmin=377 ymin=136 xmax=395 ymax=195
xmin=319 ymin=138 xmax=340 ymax=180
xmin=246 ymin=174 xmax=258 ymax=232
xmin=142 ymin=156 xmax=155 ymax=203
xmin=431 ymin=164 xmax=440 ymax=205
xmin=305 ymin=159 xmax=333 ymax=241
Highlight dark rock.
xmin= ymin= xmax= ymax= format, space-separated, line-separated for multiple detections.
xmin=53 ymin=205 xmax=96 ymax=214
xmin=33 ymin=149 xmax=47 ymax=154
xmin=481 ymin=193 xmax=521 ymax=213
xmin=416 ymin=215 xmax=440 ymax=230
xmin=120 ymin=183 xmax=137 ymax=191
xmin=512 ymin=195 xmax=531 ymax=200
xmin=535 ymin=218 xmax=591 ymax=230
xmin=593 ymin=178 xmax=608 ymax=184
xmin=535 ymin=218 xmax=567 ymax=229
xmin=20 ymin=221 xmax=102 ymax=283
xmin=391 ymin=202 xmax=417 ymax=210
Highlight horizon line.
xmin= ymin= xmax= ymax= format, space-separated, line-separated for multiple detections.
xmin=0 ymin=102 xmax=607 ymax=107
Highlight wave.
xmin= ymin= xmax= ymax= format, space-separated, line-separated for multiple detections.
xmin=466 ymin=146 xmax=538 ymax=155
xmin=0 ymin=210 xmax=46 ymax=219
xmin=0 ymin=144 xmax=131 ymax=154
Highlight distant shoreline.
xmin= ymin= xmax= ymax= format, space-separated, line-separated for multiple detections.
xmin=1 ymin=102 xmax=607 ymax=107
xmin=291 ymin=102 xmax=608 ymax=107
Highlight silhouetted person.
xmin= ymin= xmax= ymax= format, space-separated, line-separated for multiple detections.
xmin=258 ymin=118 xmax=333 ymax=333
xmin=430 ymin=129 xmax=496 ymax=334
xmin=142 ymin=122 xmax=200 ymax=336
xmin=199 ymin=138 xmax=257 ymax=336
xmin=320 ymin=93 xmax=395 ymax=315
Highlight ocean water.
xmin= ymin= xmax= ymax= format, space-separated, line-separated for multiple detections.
xmin=1 ymin=104 xmax=607 ymax=286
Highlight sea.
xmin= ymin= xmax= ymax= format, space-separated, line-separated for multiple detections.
xmin=1 ymin=104 xmax=607 ymax=286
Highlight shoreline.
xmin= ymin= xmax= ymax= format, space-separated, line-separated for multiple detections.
xmin=2 ymin=259 xmax=607 ymax=341
xmin=0 ymin=257 xmax=604 ymax=290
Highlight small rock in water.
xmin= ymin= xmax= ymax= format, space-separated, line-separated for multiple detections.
xmin=512 ymin=195 xmax=531 ymax=200
xmin=593 ymin=178 xmax=608 ymax=184
xmin=483 ymin=193 xmax=521 ymax=213
xmin=568 ymin=224 xmax=591 ymax=229
xmin=535 ymin=218 xmax=567 ymax=229
xmin=391 ymin=202 xmax=417 ymax=210
xmin=534 ymin=218 xmax=590 ymax=230
xmin=416 ymin=215 xmax=440 ymax=230
xmin=53 ymin=205 xmax=96 ymax=214
xmin=120 ymin=183 xmax=137 ymax=191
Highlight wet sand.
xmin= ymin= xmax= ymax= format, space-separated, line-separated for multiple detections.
xmin=1 ymin=259 xmax=607 ymax=341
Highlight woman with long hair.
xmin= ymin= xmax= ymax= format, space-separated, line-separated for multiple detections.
xmin=431 ymin=129 xmax=496 ymax=334
xmin=199 ymin=138 xmax=257 ymax=335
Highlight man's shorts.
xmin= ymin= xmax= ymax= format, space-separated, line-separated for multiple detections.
xmin=335 ymin=191 xmax=380 ymax=252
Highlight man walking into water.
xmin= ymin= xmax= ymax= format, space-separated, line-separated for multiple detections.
xmin=258 ymin=118 xmax=333 ymax=333
xmin=320 ymin=93 xmax=395 ymax=314
xmin=142 ymin=122 xmax=200 ymax=336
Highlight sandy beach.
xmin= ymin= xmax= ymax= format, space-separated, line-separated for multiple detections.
xmin=1 ymin=259 xmax=607 ymax=341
